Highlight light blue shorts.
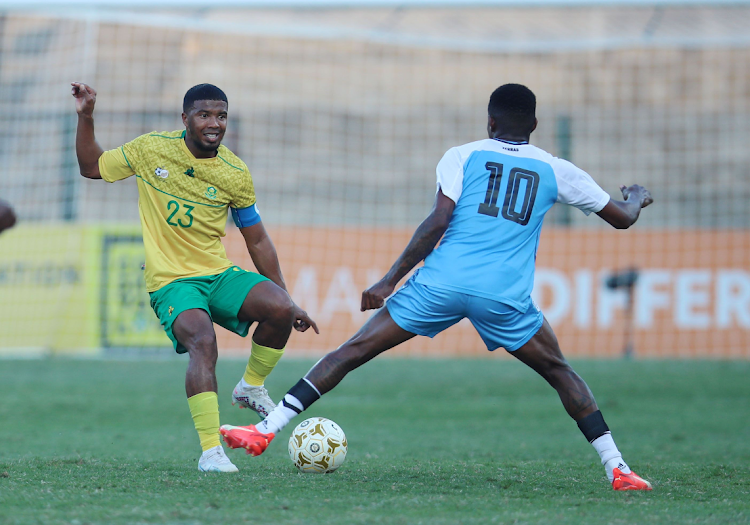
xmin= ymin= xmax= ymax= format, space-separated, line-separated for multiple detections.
xmin=386 ymin=276 xmax=544 ymax=352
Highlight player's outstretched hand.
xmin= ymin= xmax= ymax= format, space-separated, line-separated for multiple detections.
xmin=293 ymin=304 xmax=319 ymax=334
xmin=620 ymin=184 xmax=653 ymax=209
xmin=361 ymin=279 xmax=395 ymax=311
xmin=71 ymin=82 xmax=97 ymax=116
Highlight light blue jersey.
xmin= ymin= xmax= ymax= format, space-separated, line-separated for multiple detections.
xmin=413 ymin=138 xmax=610 ymax=313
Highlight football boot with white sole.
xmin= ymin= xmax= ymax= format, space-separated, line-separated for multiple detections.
xmin=198 ymin=445 xmax=238 ymax=473
xmin=232 ymin=382 xmax=276 ymax=418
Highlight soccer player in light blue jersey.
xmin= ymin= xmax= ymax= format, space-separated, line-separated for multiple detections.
xmin=222 ymin=84 xmax=654 ymax=491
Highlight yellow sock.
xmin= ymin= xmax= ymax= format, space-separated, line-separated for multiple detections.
xmin=187 ymin=391 xmax=221 ymax=451
xmin=243 ymin=340 xmax=285 ymax=386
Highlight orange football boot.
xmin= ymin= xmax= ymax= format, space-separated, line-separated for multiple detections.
xmin=220 ymin=424 xmax=275 ymax=456
xmin=612 ymin=467 xmax=653 ymax=491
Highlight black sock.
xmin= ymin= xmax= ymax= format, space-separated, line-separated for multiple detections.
xmin=576 ymin=410 xmax=610 ymax=443
xmin=284 ymin=378 xmax=321 ymax=412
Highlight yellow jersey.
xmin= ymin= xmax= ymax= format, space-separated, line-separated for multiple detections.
xmin=99 ymin=130 xmax=256 ymax=292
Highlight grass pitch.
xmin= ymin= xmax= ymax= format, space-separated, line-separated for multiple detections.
xmin=0 ymin=358 xmax=748 ymax=524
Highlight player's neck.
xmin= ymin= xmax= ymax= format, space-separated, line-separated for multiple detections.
xmin=490 ymin=132 xmax=530 ymax=144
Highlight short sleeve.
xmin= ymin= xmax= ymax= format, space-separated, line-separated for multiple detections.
xmin=98 ymin=134 xmax=148 ymax=183
xmin=552 ymin=158 xmax=611 ymax=215
xmin=435 ymin=147 xmax=464 ymax=203
xmin=99 ymin=145 xmax=135 ymax=183
xmin=229 ymin=163 xmax=257 ymax=209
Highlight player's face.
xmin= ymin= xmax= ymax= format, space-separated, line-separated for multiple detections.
xmin=182 ymin=100 xmax=228 ymax=156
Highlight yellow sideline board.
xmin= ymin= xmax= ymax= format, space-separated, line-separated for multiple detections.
xmin=0 ymin=225 xmax=167 ymax=355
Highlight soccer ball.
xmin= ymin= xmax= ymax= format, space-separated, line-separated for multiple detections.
xmin=288 ymin=417 xmax=347 ymax=473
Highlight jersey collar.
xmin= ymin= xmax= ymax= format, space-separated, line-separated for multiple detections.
xmin=493 ymin=138 xmax=529 ymax=145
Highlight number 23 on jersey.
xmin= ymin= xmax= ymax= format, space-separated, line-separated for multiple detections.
xmin=166 ymin=200 xmax=194 ymax=228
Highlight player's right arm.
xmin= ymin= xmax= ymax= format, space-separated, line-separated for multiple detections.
xmin=0 ymin=199 xmax=16 ymax=235
xmin=361 ymin=146 xmax=462 ymax=311
xmin=72 ymin=82 xmax=139 ymax=183
xmin=361 ymin=189 xmax=455 ymax=311
xmin=72 ymin=82 xmax=103 ymax=179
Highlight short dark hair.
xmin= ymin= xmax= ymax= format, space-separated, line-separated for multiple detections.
xmin=488 ymin=84 xmax=536 ymax=134
xmin=183 ymin=84 xmax=228 ymax=113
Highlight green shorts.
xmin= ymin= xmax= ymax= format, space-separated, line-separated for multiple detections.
xmin=149 ymin=266 xmax=270 ymax=354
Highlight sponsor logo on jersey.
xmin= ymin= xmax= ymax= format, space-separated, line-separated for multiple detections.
xmin=184 ymin=167 xmax=195 ymax=177
xmin=168 ymin=306 xmax=174 ymax=316
xmin=205 ymin=186 xmax=217 ymax=200
xmin=154 ymin=167 xmax=169 ymax=179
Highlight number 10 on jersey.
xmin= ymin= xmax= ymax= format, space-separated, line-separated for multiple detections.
xmin=478 ymin=161 xmax=540 ymax=226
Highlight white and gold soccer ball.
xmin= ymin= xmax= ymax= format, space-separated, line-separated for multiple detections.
xmin=288 ymin=417 xmax=347 ymax=474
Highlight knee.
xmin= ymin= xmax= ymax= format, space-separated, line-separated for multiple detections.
xmin=187 ymin=332 xmax=218 ymax=363
xmin=268 ymin=289 xmax=295 ymax=326
xmin=535 ymin=356 xmax=571 ymax=382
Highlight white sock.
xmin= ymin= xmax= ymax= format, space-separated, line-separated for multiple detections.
xmin=591 ymin=432 xmax=631 ymax=482
xmin=256 ymin=394 xmax=302 ymax=434
xmin=238 ymin=377 xmax=259 ymax=390
xmin=201 ymin=445 xmax=222 ymax=458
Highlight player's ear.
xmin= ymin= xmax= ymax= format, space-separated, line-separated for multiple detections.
xmin=530 ymin=117 xmax=538 ymax=134
xmin=181 ymin=112 xmax=188 ymax=127
xmin=487 ymin=116 xmax=496 ymax=136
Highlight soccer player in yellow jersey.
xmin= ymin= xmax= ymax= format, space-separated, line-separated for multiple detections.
xmin=71 ymin=82 xmax=318 ymax=473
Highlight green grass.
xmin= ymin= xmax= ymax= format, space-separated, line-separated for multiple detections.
xmin=1 ymin=358 xmax=749 ymax=524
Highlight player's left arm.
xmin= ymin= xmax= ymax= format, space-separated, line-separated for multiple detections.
xmin=596 ymin=184 xmax=653 ymax=229
xmin=238 ymin=220 xmax=286 ymax=288
xmin=239 ymin=220 xmax=319 ymax=334
xmin=361 ymin=189 xmax=455 ymax=311
xmin=553 ymin=157 xmax=653 ymax=229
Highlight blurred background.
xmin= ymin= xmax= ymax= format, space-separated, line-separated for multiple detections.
xmin=0 ymin=0 xmax=748 ymax=358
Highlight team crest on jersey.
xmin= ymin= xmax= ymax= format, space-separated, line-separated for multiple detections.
xmin=205 ymin=186 xmax=217 ymax=200
xmin=154 ymin=167 xmax=169 ymax=179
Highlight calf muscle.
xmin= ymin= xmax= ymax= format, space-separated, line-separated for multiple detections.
xmin=554 ymin=367 xmax=597 ymax=420
xmin=305 ymin=351 xmax=352 ymax=395
xmin=512 ymin=319 xmax=598 ymax=421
